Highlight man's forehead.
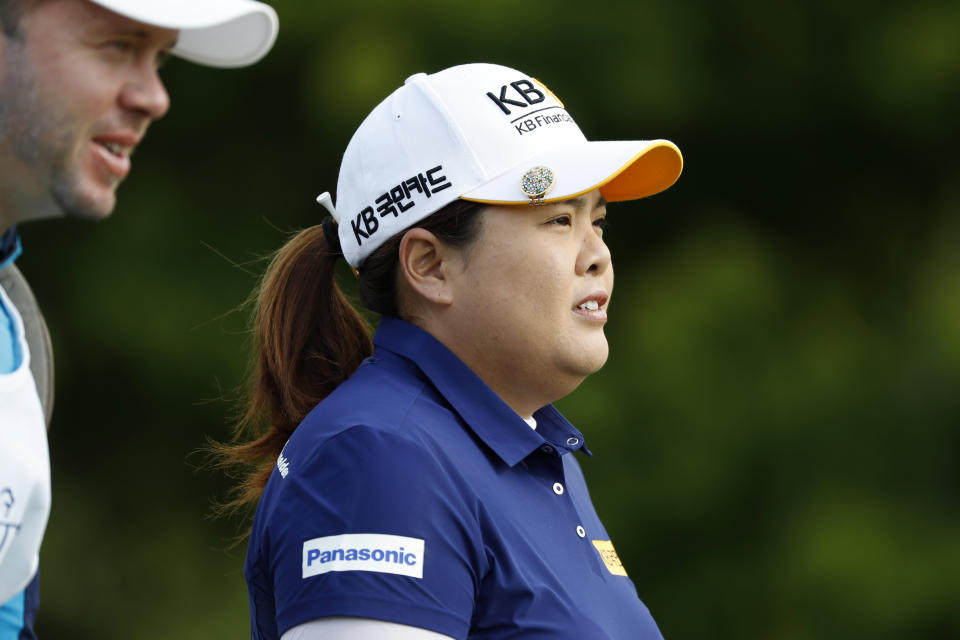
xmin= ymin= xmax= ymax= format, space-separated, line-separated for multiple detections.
xmin=40 ymin=0 xmax=178 ymax=44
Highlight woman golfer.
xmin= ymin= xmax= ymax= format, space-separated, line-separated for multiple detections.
xmin=223 ymin=63 xmax=682 ymax=639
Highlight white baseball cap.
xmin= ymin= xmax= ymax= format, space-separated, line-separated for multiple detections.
xmin=89 ymin=0 xmax=279 ymax=68
xmin=318 ymin=62 xmax=684 ymax=268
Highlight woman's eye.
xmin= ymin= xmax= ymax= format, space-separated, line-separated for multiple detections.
xmin=548 ymin=216 xmax=572 ymax=226
xmin=594 ymin=217 xmax=610 ymax=231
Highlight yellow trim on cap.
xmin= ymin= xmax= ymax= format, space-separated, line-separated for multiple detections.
xmin=532 ymin=77 xmax=565 ymax=108
xmin=461 ymin=140 xmax=683 ymax=207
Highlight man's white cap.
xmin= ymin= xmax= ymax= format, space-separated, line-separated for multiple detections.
xmin=89 ymin=0 xmax=278 ymax=68
xmin=320 ymin=63 xmax=683 ymax=268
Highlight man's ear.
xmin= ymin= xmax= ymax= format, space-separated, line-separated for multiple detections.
xmin=398 ymin=227 xmax=455 ymax=306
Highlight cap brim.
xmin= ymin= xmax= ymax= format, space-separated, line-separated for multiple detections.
xmin=91 ymin=0 xmax=278 ymax=68
xmin=461 ymin=139 xmax=683 ymax=205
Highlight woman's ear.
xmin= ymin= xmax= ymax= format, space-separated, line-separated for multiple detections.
xmin=398 ymin=228 xmax=455 ymax=306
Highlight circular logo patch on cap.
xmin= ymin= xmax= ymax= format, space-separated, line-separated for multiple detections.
xmin=520 ymin=166 xmax=555 ymax=201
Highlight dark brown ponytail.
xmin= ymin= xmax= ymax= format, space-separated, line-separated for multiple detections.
xmin=211 ymin=223 xmax=370 ymax=511
xmin=213 ymin=199 xmax=485 ymax=514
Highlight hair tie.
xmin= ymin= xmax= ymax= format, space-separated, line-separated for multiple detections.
xmin=321 ymin=216 xmax=343 ymax=257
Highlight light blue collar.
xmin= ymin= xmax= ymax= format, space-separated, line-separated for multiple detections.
xmin=0 ymin=227 xmax=22 ymax=270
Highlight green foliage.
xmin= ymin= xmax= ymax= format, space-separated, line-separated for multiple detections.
xmin=16 ymin=0 xmax=958 ymax=637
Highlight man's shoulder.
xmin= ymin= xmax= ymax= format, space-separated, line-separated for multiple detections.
xmin=0 ymin=265 xmax=54 ymax=425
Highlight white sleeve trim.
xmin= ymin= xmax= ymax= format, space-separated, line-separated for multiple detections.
xmin=281 ymin=616 xmax=457 ymax=640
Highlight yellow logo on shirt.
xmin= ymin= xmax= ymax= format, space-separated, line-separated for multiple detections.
xmin=592 ymin=539 xmax=628 ymax=576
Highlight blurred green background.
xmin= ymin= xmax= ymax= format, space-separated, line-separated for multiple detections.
xmin=16 ymin=0 xmax=959 ymax=637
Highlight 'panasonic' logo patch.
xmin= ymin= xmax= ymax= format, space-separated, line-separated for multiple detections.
xmin=302 ymin=533 xmax=425 ymax=580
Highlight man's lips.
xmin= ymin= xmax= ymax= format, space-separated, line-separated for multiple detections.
xmin=90 ymin=133 xmax=140 ymax=180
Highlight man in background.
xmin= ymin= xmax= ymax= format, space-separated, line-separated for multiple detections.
xmin=0 ymin=1 xmax=278 ymax=636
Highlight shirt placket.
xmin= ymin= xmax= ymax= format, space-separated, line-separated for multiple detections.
xmin=529 ymin=443 xmax=608 ymax=579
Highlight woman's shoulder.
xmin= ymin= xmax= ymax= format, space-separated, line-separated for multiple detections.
xmin=260 ymin=353 xmax=491 ymax=513
xmin=293 ymin=356 xmax=459 ymax=449
xmin=254 ymin=381 xmax=484 ymax=537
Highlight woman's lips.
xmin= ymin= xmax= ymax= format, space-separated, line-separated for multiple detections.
xmin=573 ymin=292 xmax=609 ymax=321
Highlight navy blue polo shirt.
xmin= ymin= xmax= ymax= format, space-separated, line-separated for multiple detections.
xmin=245 ymin=317 xmax=663 ymax=640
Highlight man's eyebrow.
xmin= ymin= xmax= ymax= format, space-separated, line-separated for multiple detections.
xmin=109 ymin=28 xmax=179 ymax=50
xmin=110 ymin=29 xmax=151 ymax=39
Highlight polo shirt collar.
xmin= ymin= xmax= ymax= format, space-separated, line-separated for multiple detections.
xmin=373 ymin=317 xmax=590 ymax=467
xmin=0 ymin=227 xmax=22 ymax=270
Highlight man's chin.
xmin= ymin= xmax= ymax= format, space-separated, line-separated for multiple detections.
xmin=52 ymin=183 xmax=117 ymax=221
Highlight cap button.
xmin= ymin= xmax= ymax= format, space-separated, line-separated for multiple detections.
xmin=520 ymin=166 xmax=555 ymax=205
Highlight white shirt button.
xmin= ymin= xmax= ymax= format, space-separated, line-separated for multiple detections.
xmin=552 ymin=482 xmax=564 ymax=495
xmin=566 ymin=437 xmax=579 ymax=447
xmin=541 ymin=445 xmax=554 ymax=454
xmin=576 ymin=525 xmax=586 ymax=538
